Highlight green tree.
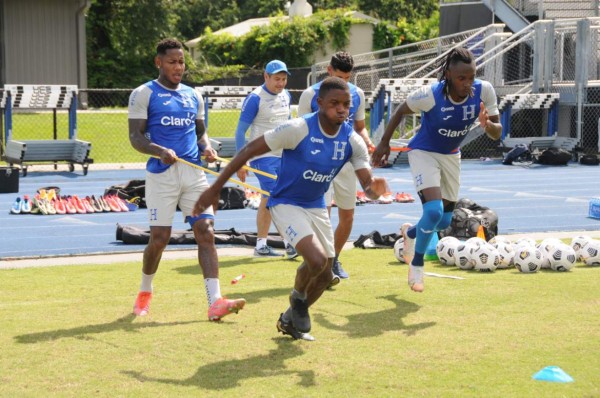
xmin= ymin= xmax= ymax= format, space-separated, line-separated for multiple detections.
xmin=87 ymin=0 xmax=178 ymax=88
xmin=357 ymin=0 xmax=438 ymax=22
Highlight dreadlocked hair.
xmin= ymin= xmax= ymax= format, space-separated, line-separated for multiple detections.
xmin=437 ymin=47 xmax=475 ymax=98
xmin=330 ymin=51 xmax=354 ymax=73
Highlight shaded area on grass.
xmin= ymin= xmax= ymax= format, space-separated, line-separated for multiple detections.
xmin=122 ymin=337 xmax=316 ymax=390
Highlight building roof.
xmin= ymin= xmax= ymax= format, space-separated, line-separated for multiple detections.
xmin=184 ymin=11 xmax=378 ymax=48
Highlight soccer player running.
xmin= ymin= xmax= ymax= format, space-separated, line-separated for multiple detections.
xmin=371 ymin=47 xmax=502 ymax=293
xmin=128 ymin=38 xmax=245 ymax=320
xmin=297 ymin=51 xmax=375 ymax=283
xmin=234 ymin=60 xmax=298 ymax=259
xmin=193 ymin=77 xmax=386 ymax=340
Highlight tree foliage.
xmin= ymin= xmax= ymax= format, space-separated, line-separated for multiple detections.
xmin=86 ymin=0 xmax=439 ymax=87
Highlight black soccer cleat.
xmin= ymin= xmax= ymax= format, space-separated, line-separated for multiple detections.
xmin=277 ymin=313 xmax=315 ymax=341
xmin=290 ymin=297 xmax=311 ymax=333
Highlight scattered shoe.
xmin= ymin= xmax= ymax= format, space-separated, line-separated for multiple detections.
xmin=376 ymin=192 xmax=394 ymax=204
xmin=81 ymin=197 xmax=95 ymax=213
xmin=10 ymin=197 xmax=22 ymax=214
xmin=32 ymin=195 xmax=48 ymax=215
xmin=63 ymin=196 xmax=77 ymax=214
xmin=290 ymin=296 xmax=311 ymax=333
xmin=89 ymin=195 xmax=104 ymax=212
xmin=208 ymin=297 xmax=246 ymax=321
xmin=408 ymin=264 xmax=425 ymax=292
xmin=71 ymin=195 xmax=86 ymax=214
xmin=104 ymin=195 xmax=121 ymax=212
xmin=133 ymin=291 xmax=152 ymax=316
xmin=21 ymin=195 xmax=32 ymax=213
xmin=98 ymin=196 xmax=111 ymax=212
xmin=53 ymin=198 xmax=66 ymax=215
xmin=395 ymin=192 xmax=415 ymax=203
xmin=277 ymin=313 xmax=315 ymax=341
xmin=286 ymin=244 xmax=299 ymax=260
xmin=401 ymin=223 xmax=415 ymax=264
xmin=332 ymin=259 xmax=349 ymax=279
xmin=254 ymin=245 xmax=283 ymax=257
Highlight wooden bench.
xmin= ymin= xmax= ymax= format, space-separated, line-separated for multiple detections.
xmin=5 ymin=139 xmax=93 ymax=176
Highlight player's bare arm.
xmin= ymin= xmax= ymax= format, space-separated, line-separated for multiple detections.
xmin=354 ymin=119 xmax=375 ymax=152
xmin=193 ymin=136 xmax=271 ymax=215
xmin=371 ymin=102 xmax=414 ymax=167
xmin=479 ymin=102 xmax=502 ymax=140
xmin=128 ymin=118 xmax=177 ymax=164
xmin=196 ymin=120 xmax=217 ymax=163
xmin=355 ymin=168 xmax=386 ymax=200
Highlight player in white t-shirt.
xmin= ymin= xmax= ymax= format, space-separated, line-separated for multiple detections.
xmin=372 ymin=47 xmax=502 ymax=293
xmin=298 ymin=51 xmax=375 ymax=283
xmin=128 ymin=38 xmax=245 ymax=321
xmin=193 ymin=77 xmax=387 ymax=340
xmin=233 ymin=60 xmax=297 ymax=259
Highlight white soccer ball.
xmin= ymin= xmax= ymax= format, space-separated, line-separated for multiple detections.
xmin=579 ymin=240 xmax=600 ymax=266
xmin=537 ymin=238 xmax=563 ymax=269
xmin=472 ymin=243 xmax=500 ymax=272
xmin=570 ymin=235 xmax=593 ymax=261
xmin=514 ymin=246 xmax=543 ymax=273
xmin=513 ymin=237 xmax=536 ymax=250
xmin=548 ymin=243 xmax=577 ymax=272
xmin=436 ymin=236 xmax=460 ymax=266
xmin=493 ymin=241 xmax=514 ymax=268
xmin=454 ymin=242 xmax=474 ymax=270
xmin=489 ymin=236 xmax=511 ymax=246
xmin=394 ymin=238 xmax=406 ymax=263
xmin=465 ymin=237 xmax=486 ymax=250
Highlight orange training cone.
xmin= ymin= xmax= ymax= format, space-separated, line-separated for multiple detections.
xmin=477 ymin=225 xmax=486 ymax=240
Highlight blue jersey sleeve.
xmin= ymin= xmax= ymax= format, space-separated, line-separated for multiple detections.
xmin=235 ymin=120 xmax=251 ymax=153
xmin=239 ymin=94 xmax=260 ymax=124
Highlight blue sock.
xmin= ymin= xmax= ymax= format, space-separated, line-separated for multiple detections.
xmin=413 ymin=200 xmax=444 ymax=266
xmin=437 ymin=211 xmax=453 ymax=231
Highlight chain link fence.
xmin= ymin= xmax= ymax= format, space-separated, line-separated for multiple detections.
xmin=1 ymin=18 xmax=599 ymax=170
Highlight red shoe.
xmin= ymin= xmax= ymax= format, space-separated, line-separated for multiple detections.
xmin=104 ymin=195 xmax=121 ymax=212
xmin=71 ymin=195 xmax=86 ymax=214
xmin=133 ymin=291 xmax=152 ymax=316
xmin=63 ymin=196 xmax=77 ymax=214
xmin=81 ymin=197 xmax=95 ymax=213
xmin=208 ymin=297 xmax=246 ymax=321
xmin=114 ymin=196 xmax=129 ymax=212
xmin=53 ymin=198 xmax=66 ymax=214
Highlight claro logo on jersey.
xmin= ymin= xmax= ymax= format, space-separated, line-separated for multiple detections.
xmin=161 ymin=112 xmax=195 ymax=127
xmin=303 ymin=168 xmax=336 ymax=182
xmin=438 ymin=126 xmax=470 ymax=137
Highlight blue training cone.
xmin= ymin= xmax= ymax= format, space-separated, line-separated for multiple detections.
xmin=532 ymin=366 xmax=574 ymax=383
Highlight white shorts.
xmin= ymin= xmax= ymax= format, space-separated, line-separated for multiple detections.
xmin=145 ymin=162 xmax=213 ymax=227
xmin=407 ymin=149 xmax=461 ymax=202
xmin=270 ymin=204 xmax=335 ymax=258
xmin=324 ymin=162 xmax=356 ymax=210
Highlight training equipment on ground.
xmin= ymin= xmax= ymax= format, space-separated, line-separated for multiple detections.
xmin=579 ymin=239 xmax=600 ymax=266
xmin=493 ymin=241 xmax=515 ymax=268
xmin=548 ymin=243 xmax=577 ymax=271
xmin=514 ymin=246 xmax=543 ymax=273
xmin=436 ymin=236 xmax=460 ymax=266
xmin=394 ymin=238 xmax=406 ymax=263
xmin=514 ymin=237 xmax=536 ymax=249
xmin=537 ymin=238 xmax=563 ymax=269
xmin=472 ymin=243 xmax=501 ymax=272
xmin=454 ymin=242 xmax=474 ymax=270
xmin=570 ymin=235 xmax=593 ymax=261
xmin=489 ymin=235 xmax=511 ymax=246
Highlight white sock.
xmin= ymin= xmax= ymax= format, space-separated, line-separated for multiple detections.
xmin=256 ymin=238 xmax=267 ymax=249
xmin=204 ymin=278 xmax=222 ymax=306
xmin=140 ymin=272 xmax=155 ymax=292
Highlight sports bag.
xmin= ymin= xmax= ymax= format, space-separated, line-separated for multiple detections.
xmin=218 ymin=186 xmax=246 ymax=210
xmin=105 ymin=179 xmax=146 ymax=208
xmin=438 ymin=198 xmax=498 ymax=241
xmin=502 ymin=144 xmax=531 ymax=165
xmin=580 ymin=154 xmax=599 ymax=166
xmin=535 ymin=147 xmax=571 ymax=165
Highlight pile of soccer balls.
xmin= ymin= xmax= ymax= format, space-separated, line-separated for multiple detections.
xmin=394 ymin=234 xmax=600 ymax=273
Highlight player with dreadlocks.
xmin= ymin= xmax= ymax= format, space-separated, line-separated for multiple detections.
xmin=371 ymin=47 xmax=502 ymax=293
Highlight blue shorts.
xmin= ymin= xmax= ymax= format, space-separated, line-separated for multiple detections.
xmin=250 ymin=157 xmax=280 ymax=196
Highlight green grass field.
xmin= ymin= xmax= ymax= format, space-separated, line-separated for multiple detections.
xmin=1 ymin=248 xmax=598 ymax=397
